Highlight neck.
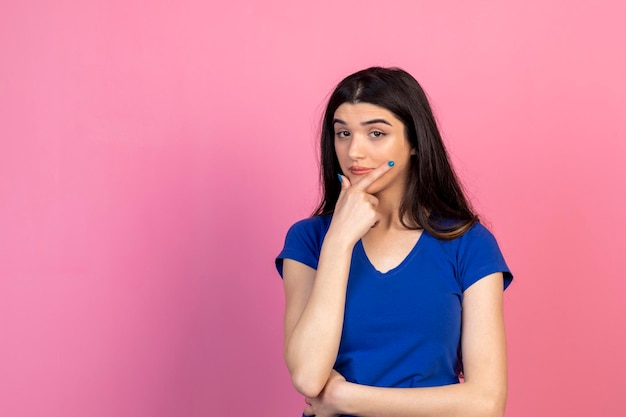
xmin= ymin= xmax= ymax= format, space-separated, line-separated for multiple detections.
xmin=371 ymin=182 xmax=409 ymax=231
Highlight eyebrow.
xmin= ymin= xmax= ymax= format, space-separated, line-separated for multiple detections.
xmin=333 ymin=118 xmax=393 ymax=127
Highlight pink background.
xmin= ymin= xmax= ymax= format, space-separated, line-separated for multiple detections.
xmin=1 ymin=1 xmax=625 ymax=416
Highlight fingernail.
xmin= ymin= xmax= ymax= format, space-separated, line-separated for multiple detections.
xmin=388 ymin=161 xmax=395 ymax=167
xmin=337 ymin=174 xmax=343 ymax=183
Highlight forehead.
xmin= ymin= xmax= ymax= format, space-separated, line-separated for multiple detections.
xmin=333 ymin=102 xmax=400 ymax=123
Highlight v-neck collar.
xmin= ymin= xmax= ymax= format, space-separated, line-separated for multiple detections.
xmin=356 ymin=231 xmax=426 ymax=277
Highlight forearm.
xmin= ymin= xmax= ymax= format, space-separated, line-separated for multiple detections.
xmin=284 ymin=236 xmax=354 ymax=397
xmin=338 ymin=380 xmax=506 ymax=417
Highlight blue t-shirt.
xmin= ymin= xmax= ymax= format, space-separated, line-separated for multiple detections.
xmin=276 ymin=215 xmax=512 ymax=396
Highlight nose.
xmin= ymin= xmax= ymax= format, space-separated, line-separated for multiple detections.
xmin=347 ymin=134 xmax=365 ymax=161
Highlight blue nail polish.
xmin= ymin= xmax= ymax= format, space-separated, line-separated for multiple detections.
xmin=388 ymin=161 xmax=395 ymax=167
xmin=338 ymin=174 xmax=343 ymax=183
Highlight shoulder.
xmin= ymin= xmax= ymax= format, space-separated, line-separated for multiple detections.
xmin=459 ymin=222 xmax=499 ymax=246
xmin=286 ymin=214 xmax=332 ymax=236
xmin=275 ymin=215 xmax=332 ymax=277
xmin=428 ymin=221 xmax=498 ymax=253
xmin=283 ymin=215 xmax=333 ymax=248
xmin=433 ymin=221 xmax=513 ymax=291
xmin=457 ymin=222 xmax=508 ymax=265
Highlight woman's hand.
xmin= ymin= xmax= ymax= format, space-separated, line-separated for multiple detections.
xmin=283 ymin=162 xmax=394 ymax=399
xmin=303 ymin=370 xmax=348 ymax=417
xmin=327 ymin=161 xmax=394 ymax=246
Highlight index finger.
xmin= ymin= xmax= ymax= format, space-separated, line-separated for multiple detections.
xmin=353 ymin=160 xmax=395 ymax=191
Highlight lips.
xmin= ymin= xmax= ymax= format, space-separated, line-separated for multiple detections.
xmin=349 ymin=166 xmax=373 ymax=175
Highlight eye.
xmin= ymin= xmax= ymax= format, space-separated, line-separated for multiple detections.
xmin=335 ymin=130 xmax=350 ymax=139
xmin=370 ymin=130 xmax=385 ymax=138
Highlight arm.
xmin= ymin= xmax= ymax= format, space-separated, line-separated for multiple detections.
xmin=283 ymin=163 xmax=395 ymax=398
xmin=305 ymin=272 xmax=508 ymax=417
xmin=282 ymin=242 xmax=352 ymax=398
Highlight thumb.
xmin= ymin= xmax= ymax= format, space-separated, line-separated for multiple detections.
xmin=338 ymin=173 xmax=351 ymax=189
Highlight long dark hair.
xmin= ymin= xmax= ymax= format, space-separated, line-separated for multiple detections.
xmin=313 ymin=67 xmax=478 ymax=240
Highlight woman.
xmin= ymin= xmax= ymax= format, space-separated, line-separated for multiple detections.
xmin=276 ymin=67 xmax=512 ymax=417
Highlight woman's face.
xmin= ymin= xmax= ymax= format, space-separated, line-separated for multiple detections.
xmin=333 ymin=102 xmax=414 ymax=196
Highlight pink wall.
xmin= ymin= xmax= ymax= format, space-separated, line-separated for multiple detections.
xmin=1 ymin=1 xmax=624 ymax=416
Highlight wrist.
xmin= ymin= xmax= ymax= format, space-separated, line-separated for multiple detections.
xmin=323 ymin=228 xmax=358 ymax=251
xmin=334 ymin=379 xmax=360 ymax=416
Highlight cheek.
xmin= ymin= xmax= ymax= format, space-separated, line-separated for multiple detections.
xmin=378 ymin=140 xmax=407 ymax=160
xmin=334 ymin=143 xmax=348 ymax=160
xmin=335 ymin=148 xmax=358 ymax=170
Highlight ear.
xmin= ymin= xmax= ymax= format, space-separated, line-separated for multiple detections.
xmin=410 ymin=148 xmax=417 ymax=155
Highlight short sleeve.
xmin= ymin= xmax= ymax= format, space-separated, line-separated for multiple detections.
xmin=275 ymin=216 xmax=331 ymax=278
xmin=457 ymin=223 xmax=513 ymax=291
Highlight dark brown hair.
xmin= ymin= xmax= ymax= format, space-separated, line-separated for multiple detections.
xmin=313 ymin=67 xmax=478 ymax=239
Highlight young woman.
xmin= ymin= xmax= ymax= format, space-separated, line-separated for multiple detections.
xmin=275 ymin=67 xmax=513 ymax=417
